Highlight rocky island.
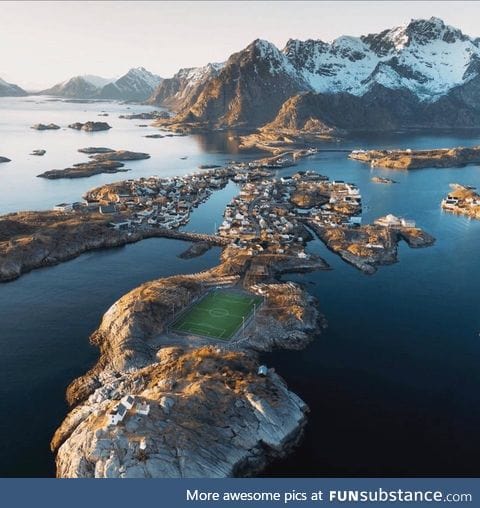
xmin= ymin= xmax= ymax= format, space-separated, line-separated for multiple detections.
xmin=68 ymin=121 xmax=112 ymax=132
xmin=119 ymin=111 xmax=170 ymax=120
xmin=31 ymin=123 xmax=60 ymax=130
xmin=349 ymin=147 xmax=480 ymax=170
xmin=37 ymin=150 xmax=150 ymax=179
xmin=441 ymin=184 xmax=480 ymax=219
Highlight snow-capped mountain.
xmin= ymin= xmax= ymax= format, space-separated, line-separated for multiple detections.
xmin=98 ymin=67 xmax=162 ymax=101
xmin=171 ymin=39 xmax=311 ymax=127
xmin=148 ymin=63 xmax=224 ymax=110
xmin=164 ymin=17 xmax=480 ymax=131
xmin=0 ymin=77 xmax=27 ymax=97
xmin=286 ymin=17 xmax=480 ymax=100
xmin=40 ymin=75 xmax=112 ymax=99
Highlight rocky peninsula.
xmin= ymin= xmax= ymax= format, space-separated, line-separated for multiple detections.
xmin=51 ymin=241 xmax=326 ymax=477
xmin=349 ymin=146 xmax=480 ymax=170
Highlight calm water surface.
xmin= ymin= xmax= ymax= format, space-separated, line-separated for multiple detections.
xmin=1 ymin=98 xmax=480 ymax=476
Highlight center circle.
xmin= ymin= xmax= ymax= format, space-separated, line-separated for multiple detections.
xmin=209 ymin=308 xmax=229 ymax=318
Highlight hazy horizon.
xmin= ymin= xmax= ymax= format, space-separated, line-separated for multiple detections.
xmin=3 ymin=0 xmax=480 ymax=90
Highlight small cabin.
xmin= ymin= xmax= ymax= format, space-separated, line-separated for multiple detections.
xmin=257 ymin=365 xmax=268 ymax=377
xmin=107 ymin=403 xmax=128 ymax=426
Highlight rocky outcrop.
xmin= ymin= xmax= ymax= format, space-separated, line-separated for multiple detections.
xmin=0 ymin=156 xmax=11 ymax=163
xmin=308 ymin=220 xmax=435 ymax=274
xmin=38 ymin=151 xmax=150 ymax=178
xmin=78 ymin=147 xmax=114 ymax=154
xmin=30 ymin=150 xmax=46 ymax=156
xmin=53 ymin=346 xmax=308 ymax=478
xmin=119 ymin=111 xmax=169 ymax=120
xmin=31 ymin=123 xmax=60 ymax=130
xmin=37 ymin=161 xmax=128 ymax=179
xmin=68 ymin=122 xmax=112 ymax=132
xmin=89 ymin=150 xmax=150 ymax=162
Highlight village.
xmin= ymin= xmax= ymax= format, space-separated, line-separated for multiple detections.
xmin=49 ymin=154 xmax=434 ymax=275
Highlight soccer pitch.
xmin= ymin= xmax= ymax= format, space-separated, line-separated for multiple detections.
xmin=171 ymin=290 xmax=263 ymax=340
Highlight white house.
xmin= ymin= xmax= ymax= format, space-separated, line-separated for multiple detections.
xmin=400 ymin=218 xmax=416 ymax=228
xmin=121 ymin=395 xmax=135 ymax=410
xmin=107 ymin=403 xmax=128 ymax=426
xmin=136 ymin=402 xmax=151 ymax=416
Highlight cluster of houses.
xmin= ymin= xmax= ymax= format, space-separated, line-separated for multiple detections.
xmin=216 ymin=171 xmax=366 ymax=258
xmin=53 ymin=169 xmax=234 ymax=232
xmin=218 ymin=176 xmax=308 ymax=256
xmin=442 ymin=186 xmax=480 ymax=209
xmin=305 ymin=177 xmax=363 ymax=228
xmin=107 ymin=394 xmax=150 ymax=427
xmin=441 ymin=184 xmax=480 ymax=218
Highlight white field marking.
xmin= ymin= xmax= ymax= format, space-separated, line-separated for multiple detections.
xmin=182 ymin=320 xmax=226 ymax=336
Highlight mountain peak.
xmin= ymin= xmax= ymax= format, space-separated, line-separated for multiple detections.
xmin=404 ymin=16 xmax=468 ymax=45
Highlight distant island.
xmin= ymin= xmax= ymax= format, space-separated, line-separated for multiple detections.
xmin=349 ymin=147 xmax=480 ymax=170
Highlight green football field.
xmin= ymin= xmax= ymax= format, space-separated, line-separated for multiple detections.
xmin=171 ymin=290 xmax=263 ymax=340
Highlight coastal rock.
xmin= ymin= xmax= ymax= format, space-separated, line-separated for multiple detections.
xmin=78 ymin=147 xmax=115 ymax=154
xmin=0 ymin=156 xmax=11 ymax=163
xmin=31 ymin=123 xmax=60 ymax=130
xmin=52 ymin=346 xmax=308 ymax=478
xmin=68 ymin=122 xmax=112 ymax=132
xmin=89 ymin=151 xmax=150 ymax=162
xmin=119 ymin=111 xmax=169 ymax=120
xmin=30 ymin=150 xmax=46 ymax=156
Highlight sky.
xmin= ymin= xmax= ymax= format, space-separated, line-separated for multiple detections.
xmin=3 ymin=1 xmax=480 ymax=90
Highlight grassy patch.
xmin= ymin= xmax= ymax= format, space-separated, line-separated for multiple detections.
xmin=172 ymin=290 xmax=262 ymax=340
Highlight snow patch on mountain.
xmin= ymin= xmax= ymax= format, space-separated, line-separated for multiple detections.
xmin=282 ymin=17 xmax=480 ymax=101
